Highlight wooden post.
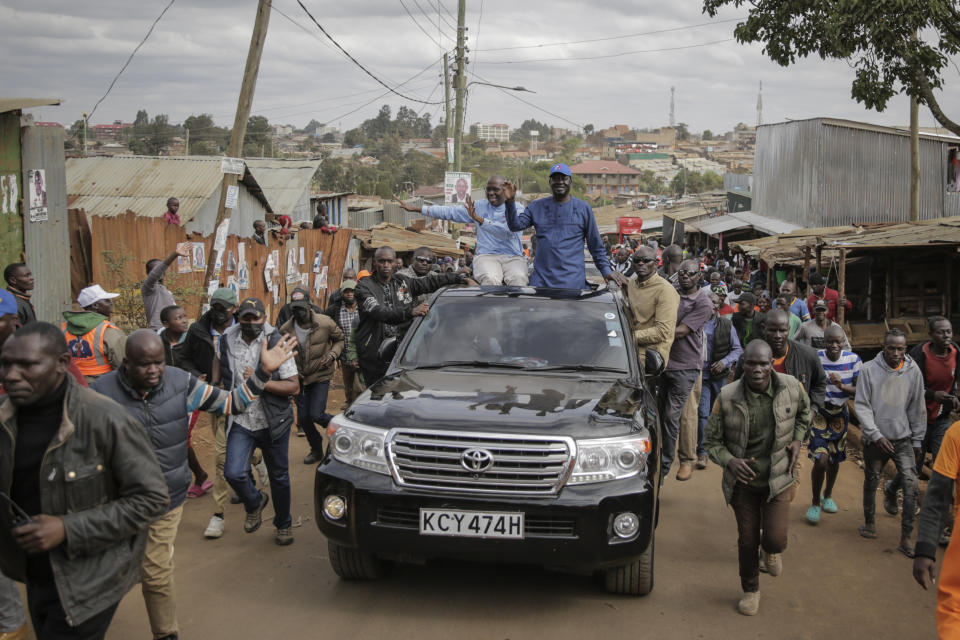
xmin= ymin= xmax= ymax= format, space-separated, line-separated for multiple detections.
xmin=885 ymin=256 xmax=893 ymax=320
xmin=815 ymin=244 xmax=822 ymax=272
xmin=204 ymin=0 xmax=271 ymax=284
xmin=838 ymin=248 xmax=848 ymax=326
xmin=910 ymin=95 xmax=920 ymax=222
xmin=803 ymin=245 xmax=811 ymax=299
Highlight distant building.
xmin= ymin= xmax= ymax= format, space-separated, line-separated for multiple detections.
xmin=272 ymin=124 xmax=294 ymax=136
xmin=471 ymin=123 xmax=510 ymax=142
xmin=570 ymin=160 xmax=643 ymax=196
xmin=92 ymin=121 xmax=131 ymax=141
xmin=34 ymin=121 xmax=64 ymax=128
xmin=754 ymin=117 xmax=960 ymax=227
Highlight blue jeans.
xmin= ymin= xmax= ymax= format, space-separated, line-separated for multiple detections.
xmin=224 ymin=424 xmax=292 ymax=529
xmin=865 ymin=438 xmax=917 ymax=536
xmin=297 ymin=381 xmax=332 ymax=456
xmin=697 ymin=376 xmax=726 ymax=458
xmin=926 ymin=413 xmax=955 ymax=462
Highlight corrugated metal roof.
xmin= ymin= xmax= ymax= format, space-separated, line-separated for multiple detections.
xmin=361 ymin=222 xmax=462 ymax=257
xmin=729 ymin=211 xmax=801 ymax=236
xmin=733 ymin=217 xmax=960 ymax=263
xmin=0 ymin=98 xmax=62 ymax=113
xmin=66 ymin=155 xmax=232 ymax=222
xmin=244 ymin=158 xmax=322 ymax=215
xmin=695 ymin=215 xmax=751 ymax=235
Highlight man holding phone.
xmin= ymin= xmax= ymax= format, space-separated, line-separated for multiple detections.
xmin=0 ymin=322 xmax=169 ymax=638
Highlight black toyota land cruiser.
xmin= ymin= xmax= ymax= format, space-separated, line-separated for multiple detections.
xmin=314 ymin=286 xmax=663 ymax=595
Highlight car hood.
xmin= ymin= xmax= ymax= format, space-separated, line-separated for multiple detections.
xmin=345 ymin=369 xmax=648 ymax=437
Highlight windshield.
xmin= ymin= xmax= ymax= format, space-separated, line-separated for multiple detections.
xmin=398 ymin=295 xmax=630 ymax=372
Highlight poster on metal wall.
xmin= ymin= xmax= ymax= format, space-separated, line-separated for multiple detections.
xmin=192 ymin=243 xmax=207 ymax=272
xmin=176 ymin=242 xmax=192 ymax=274
xmin=1 ymin=173 xmax=18 ymax=215
xmin=27 ymin=169 xmax=47 ymax=222
xmin=286 ymin=249 xmax=299 ymax=283
xmin=444 ymin=171 xmax=472 ymax=203
xmin=237 ymin=261 xmax=250 ymax=290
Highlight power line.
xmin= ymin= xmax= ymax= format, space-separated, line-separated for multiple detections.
xmin=87 ymin=0 xmax=176 ymax=120
xmin=476 ymin=17 xmax=745 ymax=51
xmin=483 ymin=38 xmax=735 ymax=64
xmin=414 ymin=0 xmax=456 ymax=31
xmin=296 ymin=0 xmax=444 ymax=104
xmin=271 ymin=3 xmax=338 ymax=54
xmin=468 ymin=70 xmax=583 ymax=131
xmin=399 ymin=0 xmax=447 ymax=48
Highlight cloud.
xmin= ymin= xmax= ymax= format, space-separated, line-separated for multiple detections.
xmin=2 ymin=0 xmax=957 ymax=136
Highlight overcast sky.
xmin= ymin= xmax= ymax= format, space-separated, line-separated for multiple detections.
xmin=3 ymin=0 xmax=958 ymax=136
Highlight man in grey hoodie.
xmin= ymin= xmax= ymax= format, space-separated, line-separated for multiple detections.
xmin=855 ymin=329 xmax=927 ymax=556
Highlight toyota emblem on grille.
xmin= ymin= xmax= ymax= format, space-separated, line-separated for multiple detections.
xmin=460 ymin=448 xmax=494 ymax=473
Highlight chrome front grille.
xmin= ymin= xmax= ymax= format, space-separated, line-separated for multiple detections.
xmin=386 ymin=430 xmax=574 ymax=496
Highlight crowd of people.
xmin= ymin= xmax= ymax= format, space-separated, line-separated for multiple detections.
xmin=0 ymin=162 xmax=956 ymax=637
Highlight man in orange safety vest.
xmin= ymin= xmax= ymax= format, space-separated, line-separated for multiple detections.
xmin=62 ymin=284 xmax=126 ymax=381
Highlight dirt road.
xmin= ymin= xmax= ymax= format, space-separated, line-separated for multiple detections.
xmin=46 ymin=384 xmax=935 ymax=638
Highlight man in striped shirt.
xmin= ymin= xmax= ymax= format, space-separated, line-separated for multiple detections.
xmin=806 ymin=325 xmax=861 ymax=524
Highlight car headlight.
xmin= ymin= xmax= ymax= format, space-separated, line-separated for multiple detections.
xmin=568 ymin=434 xmax=651 ymax=485
xmin=327 ymin=415 xmax=389 ymax=475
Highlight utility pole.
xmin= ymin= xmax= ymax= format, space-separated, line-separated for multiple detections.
xmin=443 ymin=52 xmax=453 ymax=170
xmin=909 ymin=95 xmax=920 ymax=221
xmin=204 ymin=0 xmax=271 ymax=283
xmin=82 ymin=112 xmax=88 ymax=156
xmin=184 ymin=128 xmax=190 ymax=156
xmin=453 ymin=0 xmax=467 ymax=171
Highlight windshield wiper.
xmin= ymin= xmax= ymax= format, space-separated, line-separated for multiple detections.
xmin=404 ymin=360 xmax=531 ymax=370
xmin=529 ymin=364 xmax=626 ymax=373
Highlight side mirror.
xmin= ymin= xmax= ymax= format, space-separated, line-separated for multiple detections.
xmin=644 ymin=349 xmax=665 ymax=378
xmin=378 ymin=337 xmax=399 ymax=363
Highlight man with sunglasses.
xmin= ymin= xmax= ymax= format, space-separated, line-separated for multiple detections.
xmin=397 ymin=247 xmax=437 ymax=306
xmin=502 ymin=165 xmax=628 ymax=290
xmin=661 ymin=260 xmax=714 ymax=481
xmin=624 ymin=245 xmax=679 ymax=370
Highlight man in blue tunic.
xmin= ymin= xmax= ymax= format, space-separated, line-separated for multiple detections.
xmin=502 ymin=164 xmax=627 ymax=290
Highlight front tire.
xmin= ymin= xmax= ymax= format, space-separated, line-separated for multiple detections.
xmin=328 ymin=540 xmax=387 ymax=580
xmin=603 ymin=535 xmax=654 ymax=596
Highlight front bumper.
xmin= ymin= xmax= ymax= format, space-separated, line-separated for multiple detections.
xmin=314 ymin=458 xmax=655 ymax=574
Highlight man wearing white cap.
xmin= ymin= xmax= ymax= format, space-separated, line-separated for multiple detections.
xmin=61 ymin=285 xmax=126 ymax=381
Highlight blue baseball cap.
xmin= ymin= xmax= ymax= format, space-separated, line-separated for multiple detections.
xmin=0 ymin=289 xmax=16 ymax=316
xmin=549 ymin=162 xmax=572 ymax=177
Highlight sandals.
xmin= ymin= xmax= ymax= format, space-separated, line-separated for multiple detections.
xmin=897 ymin=544 xmax=916 ymax=558
xmin=187 ymin=479 xmax=214 ymax=498
xmin=821 ymin=496 xmax=838 ymax=513
xmin=858 ymin=525 xmax=878 ymax=539
xmin=806 ymin=505 xmax=821 ymax=525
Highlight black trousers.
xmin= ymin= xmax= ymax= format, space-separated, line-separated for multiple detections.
xmin=27 ymin=578 xmax=118 ymax=640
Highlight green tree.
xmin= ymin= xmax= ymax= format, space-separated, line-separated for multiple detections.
xmin=583 ymin=123 xmax=594 ymax=135
xmin=183 ymin=113 xmax=229 ymax=155
xmin=303 ymin=119 xmax=323 ymax=135
xmin=321 ymin=132 xmax=336 ymax=143
xmin=69 ymin=119 xmax=85 ymax=141
xmin=134 ymin=109 xmax=149 ymax=128
xmin=511 ymin=118 xmax=552 ymax=142
xmin=343 ymin=128 xmax=365 ymax=147
xmin=244 ymin=115 xmax=271 ymax=153
xmin=702 ymin=129 xmax=713 ymax=141
xmin=703 ymin=0 xmax=960 ymax=135
xmin=675 ymin=122 xmax=690 ymax=141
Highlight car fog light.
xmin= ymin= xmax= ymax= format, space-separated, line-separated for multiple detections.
xmin=323 ymin=495 xmax=347 ymax=520
xmin=613 ymin=512 xmax=639 ymax=538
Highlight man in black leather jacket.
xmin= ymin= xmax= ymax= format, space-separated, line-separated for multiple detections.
xmin=354 ymin=246 xmax=469 ymax=386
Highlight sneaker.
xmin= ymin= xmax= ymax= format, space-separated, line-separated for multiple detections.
xmin=883 ymin=480 xmax=899 ymax=516
xmin=230 ymin=493 xmax=242 ymax=505
xmin=244 ymin=492 xmax=270 ymax=533
xmin=676 ymin=463 xmax=693 ymax=481
xmin=696 ymin=455 xmax=708 ymax=470
xmin=303 ymin=451 xmax=322 ymax=465
xmin=806 ymin=505 xmax=821 ymax=524
xmin=204 ymin=514 xmax=225 ymax=539
xmin=737 ymin=591 xmax=761 ymax=616
xmin=275 ymin=527 xmax=294 ymax=546
xmin=821 ymin=496 xmax=838 ymax=513
xmin=762 ymin=550 xmax=782 ymax=577
xmin=296 ymin=429 xmax=306 ymax=438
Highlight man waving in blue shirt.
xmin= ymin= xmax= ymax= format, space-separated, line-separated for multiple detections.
xmin=397 ymin=175 xmax=528 ymax=285
xmin=502 ymin=164 xmax=627 ymax=290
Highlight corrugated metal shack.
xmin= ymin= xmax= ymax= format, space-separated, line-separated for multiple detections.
xmin=66 ymin=155 xmax=270 ymax=238
xmin=0 ymin=98 xmax=73 ymax=322
xmin=754 ymin=118 xmax=960 ymax=226
xmin=352 ymin=222 xmax=462 ymax=270
xmin=244 ymin=158 xmax=322 ymax=224
xmin=733 ymin=217 xmax=960 ymax=348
